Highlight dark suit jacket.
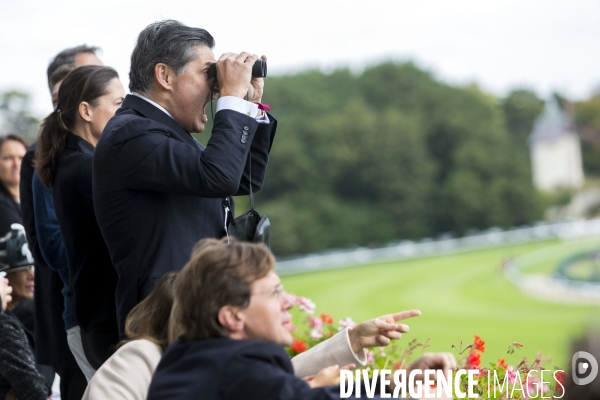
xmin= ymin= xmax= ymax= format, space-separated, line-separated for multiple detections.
xmin=147 ymin=338 xmax=373 ymax=400
xmin=20 ymin=144 xmax=78 ymax=369
xmin=52 ymin=134 xmax=118 ymax=333
xmin=93 ymin=95 xmax=276 ymax=333
xmin=0 ymin=190 xmax=20 ymax=235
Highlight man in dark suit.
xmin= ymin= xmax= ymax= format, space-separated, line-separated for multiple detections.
xmin=94 ymin=20 xmax=277 ymax=334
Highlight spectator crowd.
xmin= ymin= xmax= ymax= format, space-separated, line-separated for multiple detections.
xmin=0 ymin=18 xmax=591 ymax=400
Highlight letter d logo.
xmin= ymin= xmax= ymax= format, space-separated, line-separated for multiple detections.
xmin=572 ymin=351 xmax=598 ymax=385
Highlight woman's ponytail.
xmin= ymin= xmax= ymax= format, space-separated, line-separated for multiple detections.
xmin=34 ymin=109 xmax=69 ymax=188
xmin=34 ymin=65 xmax=119 ymax=189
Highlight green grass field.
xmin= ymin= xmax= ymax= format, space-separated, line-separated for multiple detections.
xmin=280 ymin=239 xmax=600 ymax=369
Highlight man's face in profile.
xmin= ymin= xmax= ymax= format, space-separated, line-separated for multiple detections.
xmin=167 ymin=45 xmax=216 ymax=134
xmin=75 ymin=52 xmax=102 ymax=68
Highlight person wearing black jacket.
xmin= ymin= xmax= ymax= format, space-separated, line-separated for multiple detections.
xmin=0 ymin=134 xmax=27 ymax=234
xmin=35 ymin=65 xmax=126 ymax=370
xmin=93 ymin=20 xmax=277 ymax=335
xmin=0 ymin=227 xmax=50 ymax=400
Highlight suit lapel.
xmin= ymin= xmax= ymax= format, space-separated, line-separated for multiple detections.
xmin=120 ymin=94 xmax=199 ymax=148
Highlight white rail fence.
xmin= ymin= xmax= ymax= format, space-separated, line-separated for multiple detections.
xmin=504 ymin=234 xmax=600 ymax=305
xmin=276 ymin=218 xmax=600 ymax=276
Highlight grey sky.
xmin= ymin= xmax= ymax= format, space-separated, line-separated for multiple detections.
xmin=1 ymin=0 xmax=599 ymax=116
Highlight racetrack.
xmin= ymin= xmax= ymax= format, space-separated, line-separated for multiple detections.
xmin=280 ymin=239 xmax=599 ymax=368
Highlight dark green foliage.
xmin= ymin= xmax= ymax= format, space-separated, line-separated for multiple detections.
xmin=575 ymin=94 xmax=600 ymax=176
xmin=249 ymin=62 xmax=544 ymax=255
xmin=501 ymin=89 xmax=545 ymax=145
xmin=0 ymin=64 xmax=545 ymax=256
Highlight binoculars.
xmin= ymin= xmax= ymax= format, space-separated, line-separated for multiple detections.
xmin=208 ymin=59 xmax=267 ymax=81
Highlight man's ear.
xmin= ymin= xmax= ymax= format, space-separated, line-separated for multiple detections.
xmin=218 ymin=305 xmax=244 ymax=336
xmin=78 ymin=101 xmax=93 ymax=122
xmin=154 ymin=63 xmax=174 ymax=91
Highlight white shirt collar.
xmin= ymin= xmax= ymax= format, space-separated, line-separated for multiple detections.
xmin=130 ymin=92 xmax=174 ymax=119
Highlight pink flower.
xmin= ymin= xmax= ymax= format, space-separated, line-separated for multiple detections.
xmin=311 ymin=329 xmax=323 ymax=340
xmin=379 ymin=348 xmax=387 ymax=358
xmin=523 ymin=376 xmax=548 ymax=399
xmin=366 ymin=350 xmax=375 ymax=364
xmin=295 ymin=297 xmax=316 ymax=314
xmin=308 ymin=317 xmax=323 ymax=330
xmin=506 ymin=366 xmax=518 ymax=384
xmin=524 ymin=377 xmax=540 ymax=399
xmin=338 ymin=317 xmax=356 ymax=331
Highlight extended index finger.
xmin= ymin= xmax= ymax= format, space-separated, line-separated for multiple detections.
xmin=389 ymin=310 xmax=422 ymax=322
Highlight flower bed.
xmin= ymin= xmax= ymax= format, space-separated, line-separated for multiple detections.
xmin=286 ymin=294 xmax=566 ymax=399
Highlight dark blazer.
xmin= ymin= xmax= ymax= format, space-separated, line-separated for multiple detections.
xmin=0 ymin=189 xmax=20 ymax=235
xmin=52 ymin=134 xmax=119 ymax=366
xmin=147 ymin=338 xmax=374 ymax=400
xmin=93 ymin=95 xmax=277 ymax=333
xmin=20 ymin=144 xmax=78 ymax=369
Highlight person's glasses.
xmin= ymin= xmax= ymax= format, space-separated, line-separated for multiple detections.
xmin=253 ymin=283 xmax=284 ymax=301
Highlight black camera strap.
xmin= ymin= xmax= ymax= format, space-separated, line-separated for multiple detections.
xmin=223 ymin=153 xmax=254 ymax=241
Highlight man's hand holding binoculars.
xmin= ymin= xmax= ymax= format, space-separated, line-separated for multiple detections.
xmin=213 ymin=52 xmax=267 ymax=103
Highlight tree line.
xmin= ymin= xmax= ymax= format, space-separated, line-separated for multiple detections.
xmin=249 ymin=62 xmax=548 ymax=256
xmin=3 ymin=61 xmax=599 ymax=256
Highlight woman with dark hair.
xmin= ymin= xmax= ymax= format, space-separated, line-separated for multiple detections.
xmin=34 ymin=65 xmax=125 ymax=372
xmin=0 ymin=133 xmax=28 ymax=234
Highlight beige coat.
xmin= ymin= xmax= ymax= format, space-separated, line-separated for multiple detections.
xmin=82 ymin=329 xmax=367 ymax=400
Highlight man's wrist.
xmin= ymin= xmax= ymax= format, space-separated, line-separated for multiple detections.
xmin=218 ymin=86 xmax=247 ymax=99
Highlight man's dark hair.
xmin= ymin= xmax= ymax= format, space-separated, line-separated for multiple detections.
xmin=47 ymin=45 xmax=101 ymax=82
xmin=129 ymin=20 xmax=215 ymax=95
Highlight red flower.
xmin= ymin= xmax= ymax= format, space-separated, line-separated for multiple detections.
xmin=555 ymin=371 xmax=566 ymax=397
xmin=467 ymin=350 xmax=481 ymax=368
xmin=556 ymin=371 xmax=567 ymax=385
xmin=320 ymin=313 xmax=334 ymax=325
xmin=473 ymin=335 xmax=485 ymax=352
xmin=497 ymin=358 xmax=508 ymax=369
xmin=290 ymin=338 xmax=307 ymax=354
